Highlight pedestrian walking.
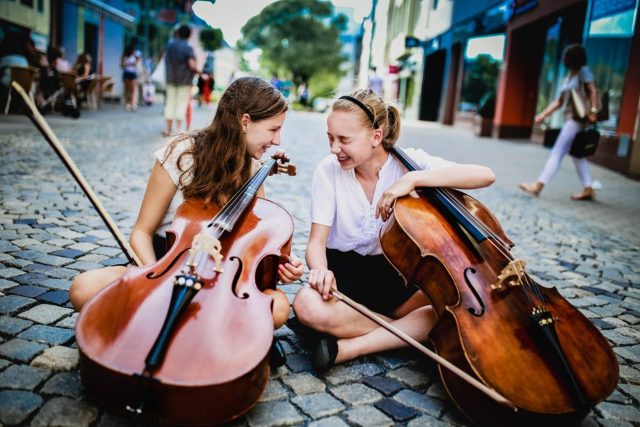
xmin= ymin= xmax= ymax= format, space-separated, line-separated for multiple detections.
xmin=162 ymin=25 xmax=198 ymax=137
xmin=291 ymin=89 xmax=495 ymax=372
xmin=68 ymin=77 xmax=303 ymax=335
xmin=519 ymin=44 xmax=599 ymax=201
xmin=121 ymin=43 xmax=140 ymax=111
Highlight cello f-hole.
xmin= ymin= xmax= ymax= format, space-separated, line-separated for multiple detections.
xmin=146 ymin=248 xmax=191 ymax=279
xmin=464 ymin=268 xmax=485 ymax=316
xmin=229 ymin=257 xmax=249 ymax=299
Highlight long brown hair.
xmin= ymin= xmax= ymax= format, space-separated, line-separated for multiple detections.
xmin=332 ymin=89 xmax=401 ymax=150
xmin=168 ymin=77 xmax=287 ymax=205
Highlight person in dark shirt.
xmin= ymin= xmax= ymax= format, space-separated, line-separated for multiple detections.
xmin=162 ymin=25 xmax=198 ymax=136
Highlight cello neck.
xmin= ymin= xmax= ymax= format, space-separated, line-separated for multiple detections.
xmin=389 ymin=146 xmax=488 ymax=243
xmin=209 ymin=158 xmax=278 ymax=233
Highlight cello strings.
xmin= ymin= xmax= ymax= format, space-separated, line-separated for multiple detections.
xmin=393 ymin=146 xmax=545 ymax=307
xmin=189 ymin=160 xmax=276 ymax=275
xmin=436 ymin=188 xmax=546 ymax=306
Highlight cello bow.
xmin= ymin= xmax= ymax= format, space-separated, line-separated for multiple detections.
xmin=330 ymin=289 xmax=516 ymax=409
xmin=11 ymin=81 xmax=142 ymax=266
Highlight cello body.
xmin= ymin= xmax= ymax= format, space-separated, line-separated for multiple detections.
xmin=76 ymin=196 xmax=293 ymax=425
xmin=380 ymin=189 xmax=618 ymax=426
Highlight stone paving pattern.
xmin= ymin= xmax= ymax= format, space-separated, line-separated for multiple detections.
xmin=1 ymin=102 xmax=639 ymax=426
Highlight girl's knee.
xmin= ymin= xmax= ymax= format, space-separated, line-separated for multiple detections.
xmin=69 ymin=266 xmax=125 ymax=312
xmin=264 ymin=288 xmax=290 ymax=329
xmin=292 ymin=287 xmax=330 ymax=328
xmin=69 ymin=271 xmax=93 ymax=311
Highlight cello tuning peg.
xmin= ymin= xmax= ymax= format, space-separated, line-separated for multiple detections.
xmin=286 ymin=164 xmax=297 ymax=176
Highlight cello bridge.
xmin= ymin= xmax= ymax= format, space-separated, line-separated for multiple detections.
xmin=491 ymin=259 xmax=526 ymax=292
xmin=186 ymin=233 xmax=224 ymax=273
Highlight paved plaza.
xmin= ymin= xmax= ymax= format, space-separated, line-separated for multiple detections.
xmin=0 ymin=102 xmax=639 ymax=426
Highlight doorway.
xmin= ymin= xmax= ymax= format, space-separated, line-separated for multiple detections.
xmin=419 ymin=49 xmax=446 ymax=121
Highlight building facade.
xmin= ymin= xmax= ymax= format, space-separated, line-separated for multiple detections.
xmin=364 ymin=0 xmax=640 ymax=177
xmin=495 ymin=0 xmax=640 ymax=176
xmin=1 ymin=0 xmax=135 ymax=99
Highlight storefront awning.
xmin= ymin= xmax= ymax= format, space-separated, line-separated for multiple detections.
xmin=67 ymin=0 xmax=136 ymax=28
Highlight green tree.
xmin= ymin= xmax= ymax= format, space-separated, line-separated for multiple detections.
xmin=200 ymin=28 xmax=224 ymax=52
xmin=461 ymin=55 xmax=501 ymax=105
xmin=239 ymin=0 xmax=347 ymax=86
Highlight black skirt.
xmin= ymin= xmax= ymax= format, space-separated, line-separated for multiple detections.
xmin=326 ymin=249 xmax=417 ymax=317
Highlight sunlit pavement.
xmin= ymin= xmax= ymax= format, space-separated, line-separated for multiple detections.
xmin=0 ymin=100 xmax=639 ymax=426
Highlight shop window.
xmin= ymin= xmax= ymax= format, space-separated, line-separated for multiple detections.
xmin=585 ymin=38 xmax=633 ymax=131
xmin=459 ymin=34 xmax=505 ymax=114
xmin=535 ymin=18 xmax=564 ymax=129
xmin=20 ymin=0 xmax=34 ymax=7
xmin=585 ymin=0 xmax=638 ymax=132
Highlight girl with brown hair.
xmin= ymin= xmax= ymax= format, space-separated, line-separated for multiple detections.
xmin=292 ymin=89 xmax=495 ymax=372
xmin=70 ymin=77 xmax=303 ymax=333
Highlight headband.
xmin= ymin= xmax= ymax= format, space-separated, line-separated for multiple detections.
xmin=338 ymin=95 xmax=379 ymax=129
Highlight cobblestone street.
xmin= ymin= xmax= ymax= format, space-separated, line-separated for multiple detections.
xmin=1 ymin=102 xmax=639 ymax=426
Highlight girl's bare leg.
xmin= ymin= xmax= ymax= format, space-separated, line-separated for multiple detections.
xmin=336 ymin=305 xmax=436 ymax=363
xmin=69 ymin=266 xmax=127 ymax=311
xmin=264 ymin=288 xmax=290 ymax=329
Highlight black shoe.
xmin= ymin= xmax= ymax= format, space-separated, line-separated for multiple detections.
xmin=269 ymin=339 xmax=286 ymax=368
xmin=313 ymin=335 xmax=338 ymax=373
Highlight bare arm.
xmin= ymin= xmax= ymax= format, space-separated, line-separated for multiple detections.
xmin=376 ymin=164 xmax=496 ymax=221
xmin=306 ymin=223 xmax=335 ymax=300
xmin=188 ymin=58 xmax=198 ymax=74
xmin=586 ymin=81 xmax=598 ymax=123
xmin=130 ymin=160 xmax=178 ymax=265
xmin=535 ymin=97 xmax=563 ymax=123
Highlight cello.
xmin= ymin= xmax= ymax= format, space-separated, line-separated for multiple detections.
xmin=371 ymin=146 xmax=618 ymax=425
xmin=75 ymin=155 xmax=297 ymax=425
xmin=12 ymin=82 xmax=298 ymax=425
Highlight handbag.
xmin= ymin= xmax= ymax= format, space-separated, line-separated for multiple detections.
xmin=570 ymin=125 xmax=600 ymax=158
xmin=570 ymin=78 xmax=590 ymax=120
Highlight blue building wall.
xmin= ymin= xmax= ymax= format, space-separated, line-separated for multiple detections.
xmin=59 ymin=0 xmax=132 ymax=98
xmin=104 ymin=19 xmax=126 ymax=96
xmin=61 ymin=2 xmax=79 ymax=63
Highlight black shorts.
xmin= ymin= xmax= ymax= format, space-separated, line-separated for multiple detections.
xmin=326 ymin=249 xmax=417 ymax=317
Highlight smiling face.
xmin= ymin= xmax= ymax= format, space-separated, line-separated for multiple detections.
xmin=243 ymin=112 xmax=287 ymax=159
xmin=327 ymin=110 xmax=381 ymax=169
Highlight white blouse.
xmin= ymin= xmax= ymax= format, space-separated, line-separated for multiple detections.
xmin=311 ymin=148 xmax=456 ymax=255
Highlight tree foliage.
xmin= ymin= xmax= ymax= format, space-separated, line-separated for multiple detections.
xmin=239 ymin=0 xmax=348 ymax=85
xmin=200 ymin=28 xmax=224 ymax=52
xmin=461 ymin=55 xmax=501 ymax=105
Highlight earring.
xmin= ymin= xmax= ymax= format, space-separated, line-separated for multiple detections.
xmin=371 ymin=144 xmax=375 ymax=149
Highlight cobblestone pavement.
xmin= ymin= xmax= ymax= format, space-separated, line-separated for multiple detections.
xmin=1 ymin=102 xmax=639 ymax=427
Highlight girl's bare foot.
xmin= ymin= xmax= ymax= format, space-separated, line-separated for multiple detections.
xmin=519 ymin=182 xmax=543 ymax=197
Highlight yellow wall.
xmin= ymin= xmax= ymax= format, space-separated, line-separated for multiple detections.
xmin=0 ymin=2 xmax=50 ymax=36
